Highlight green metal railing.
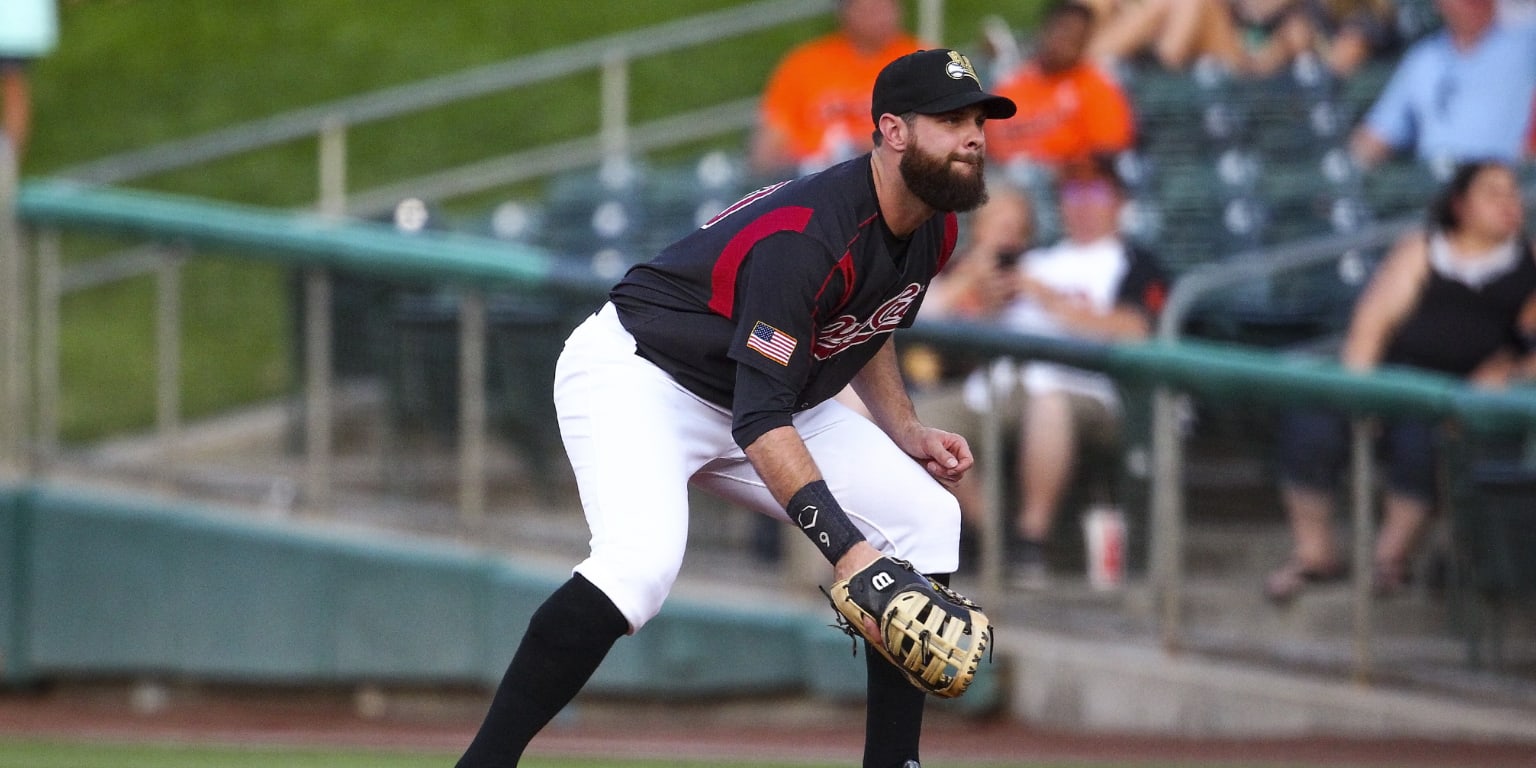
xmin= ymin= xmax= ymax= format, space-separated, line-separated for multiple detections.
xmin=13 ymin=182 xmax=1536 ymax=683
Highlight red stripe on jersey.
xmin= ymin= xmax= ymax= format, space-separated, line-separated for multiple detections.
xmin=819 ymin=215 xmax=872 ymax=315
xmin=938 ymin=212 xmax=958 ymax=272
xmin=707 ymin=205 xmax=815 ymax=317
xmin=826 ymin=250 xmax=856 ymax=313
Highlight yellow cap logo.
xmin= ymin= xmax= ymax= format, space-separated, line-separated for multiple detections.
xmin=945 ymin=50 xmax=979 ymax=84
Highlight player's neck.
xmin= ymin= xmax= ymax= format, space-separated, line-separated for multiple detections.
xmin=869 ymin=151 xmax=933 ymax=237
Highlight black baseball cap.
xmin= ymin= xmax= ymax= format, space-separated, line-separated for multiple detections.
xmin=870 ymin=49 xmax=1017 ymax=124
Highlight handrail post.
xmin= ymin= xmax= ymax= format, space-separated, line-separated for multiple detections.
xmin=301 ymin=115 xmax=346 ymax=512
xmin=600 ymin=50 xmax=631 ymax=167
xmin=1151 ymin=385 xmax=1185 ymax=653
xmin=0 ymin=137 xmax=24 ymax=476
xmin=318 ymin=116 xmax=348 ymax=217
xmin=34 ymin=230 xmax=60 ymax=463
xmin=979 ymin=362 xmax=1011 ymax=605
xmin=917 ymin=0 xmax=945 ymax=45
xmin=303 ymin=269 xmax=333 ymax=510
xmin=155 ymin=246 xmax=183 ymax=476
xmin=458 ymin=289 xmax=488 ymax=525
xmin=1349 ymin=417 xmax=1376 ymax=684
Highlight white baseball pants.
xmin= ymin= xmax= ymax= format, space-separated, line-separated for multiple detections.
xmin=553 ymin=303 xmax=962 ymax=632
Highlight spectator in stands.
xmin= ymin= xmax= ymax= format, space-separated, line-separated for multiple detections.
xmin=1248 ymin=1 xmax=1400 ymax=78
xmin=748 ymin=0 xmax=921 ymax=178
xmin=1083 ymin=0 xmax=1397 ymax=78
xmin=1266 ymin=160 xmax=1536 ymax=603
xmin=1349 ymin=0 xmax=1536 ymax=170
xmin=987 ymin=2 xmax=1136 ymax=168
xmin=0 ymin=0 xmax=58 ymax=165
xmin=982 ymin=1 xmax=1136 ymax=254
xmin=918 ymin=156 xmax=1169 ymax=589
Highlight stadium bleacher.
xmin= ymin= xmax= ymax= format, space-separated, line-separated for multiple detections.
xmin=449 ymin=2 xmax=1464 ymax=351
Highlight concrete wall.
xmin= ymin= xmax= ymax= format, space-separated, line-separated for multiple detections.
xmin=0 ymin=481 xmax=998 ymax=714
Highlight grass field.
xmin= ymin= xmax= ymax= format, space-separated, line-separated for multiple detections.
xmin=25 ymin=0 xmax=1046 ymax=441
xmin=0 ymin=739 xmax=1403 ymax=768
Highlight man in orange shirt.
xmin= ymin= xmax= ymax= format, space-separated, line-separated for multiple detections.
xmin=986 ymin=1 xmax=1135 ymax=169
xmin=750 ymin=0 xmax=922 ymax=177
xmin=980 ymin=1 xmax=1135 ymax=248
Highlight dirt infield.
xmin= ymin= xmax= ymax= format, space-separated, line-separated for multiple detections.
xmin=3 ymin=684 xmax=1536 ymax=767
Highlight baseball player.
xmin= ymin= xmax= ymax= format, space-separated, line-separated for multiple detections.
xmin=457 ymin=49 xmax=1015 ymax=768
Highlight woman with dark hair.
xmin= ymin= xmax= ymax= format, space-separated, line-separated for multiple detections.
xmin=1266 ymin=160 xmax=1536 ymax=602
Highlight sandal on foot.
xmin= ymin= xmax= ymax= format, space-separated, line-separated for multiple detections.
xmin=1264 ymin=559 xmax=1346 ymax=603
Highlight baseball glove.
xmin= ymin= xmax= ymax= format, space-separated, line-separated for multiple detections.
xmin=824 ymin=556 xmax=990 ymax=698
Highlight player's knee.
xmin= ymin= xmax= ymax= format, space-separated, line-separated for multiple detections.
xmin=888 ymin=482 xmax=962 ymax=574
xmin=918 ymin=480 xmax=963 ymax=542
xmin=928 ymin=481 xmax=964 ymax=547
xmin=575 ymin=555 xmax=682 ymax=631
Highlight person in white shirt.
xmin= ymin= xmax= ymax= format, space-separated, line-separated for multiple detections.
xmin=918 ymin=154 xmax=1168 ymax=588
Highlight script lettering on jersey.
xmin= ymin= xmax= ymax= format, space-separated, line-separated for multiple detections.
xmin=813 ymin=283 xmax=923 ymax=360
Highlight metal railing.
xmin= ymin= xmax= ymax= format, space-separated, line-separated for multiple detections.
xmin=13 ymin=178 xmax=607 ymax=520
xmin=15 ymin=0 xmax=1515 ymax=687
xmin=5 ymin=0 xmax=959 ymax=515
xmin=1152 ymin=220 xmax=1415 ymax=676
xmin=0 ymin=140 xmax=25 ymax=477
xmin=60 ymin=0 xmax=831 ymax=187
xmin=58 ymin=0 xmax=946 ymax=210
xmin=20 ymin=181 xmax=1536 ymax=682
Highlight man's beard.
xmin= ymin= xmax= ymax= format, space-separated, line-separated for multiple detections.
xmin=900 ymin=142 xmax=989 ymax=213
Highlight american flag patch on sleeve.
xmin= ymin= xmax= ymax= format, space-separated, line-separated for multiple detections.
xmin=746 ymin=321 xmax=797 ymax=366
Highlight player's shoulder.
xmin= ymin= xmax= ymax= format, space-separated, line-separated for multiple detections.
xmin=769 ymin=158 xmax=872 ymax=215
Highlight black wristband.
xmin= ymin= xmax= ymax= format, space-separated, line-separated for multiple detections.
xmin=787 ymin=480 xmax=865 ymax=564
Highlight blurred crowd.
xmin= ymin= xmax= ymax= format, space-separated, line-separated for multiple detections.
xmin=753 ymin=0 xmax=1534 ymax=188
xmin=745 ymin=0 xmax=1536 ymax=595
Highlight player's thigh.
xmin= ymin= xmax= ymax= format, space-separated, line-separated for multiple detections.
xmin=694 ymin=400 xmax=961 ymax=574
xmin=555 ymin=308 xmax=735 ymax=628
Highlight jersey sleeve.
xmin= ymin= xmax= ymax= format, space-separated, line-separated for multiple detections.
xmin=726 ymin=230 xmax=841 ymax=448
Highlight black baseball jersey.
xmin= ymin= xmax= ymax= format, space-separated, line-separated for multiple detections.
xmin=610 ymin=155 xmax=957 ymax=448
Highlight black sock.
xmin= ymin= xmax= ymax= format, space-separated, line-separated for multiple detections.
xmin=456 ymin=574 xmax=629 ymax=768
xmin=861 ymin=572 xmax=949 ymax=768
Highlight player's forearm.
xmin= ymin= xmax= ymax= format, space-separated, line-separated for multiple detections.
xmin=850 ymin=338 xmax=922 ymax=441
xmin=745 ymin=425 xmax=874 ymax=569
xmin=742 ymin=425 xmax=822 ymax=507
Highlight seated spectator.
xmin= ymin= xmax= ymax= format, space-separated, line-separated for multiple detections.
xmin=1248 ymin=0 xmax=1400 ymax=78
xmin=1084 ymin=0 xmax=1396 ymax=78
xmin=982 ymin=1 xmax=1136 ymax=251
xmin=917 ymin=156 xmax=1169 ymax=589
xmin=1084 ymin=0 xmax=1275 ymax=73
xmin=1349 ymin=0 xmax=1536 ymax=170
xmin=748 ymin=0 xmax=921 ymax=178
xmin=1266 ymin=160 xmax=1536 ymax=602
xmin=987 ymin=1 xmax=1136 ymax=167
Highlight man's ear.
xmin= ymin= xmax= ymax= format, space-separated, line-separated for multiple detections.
xmin=877 ymin=113 xmax=910 ymax=151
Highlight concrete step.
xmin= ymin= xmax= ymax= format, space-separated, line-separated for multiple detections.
xmin=1133 ymin=576 xmax=1456 ymax=642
